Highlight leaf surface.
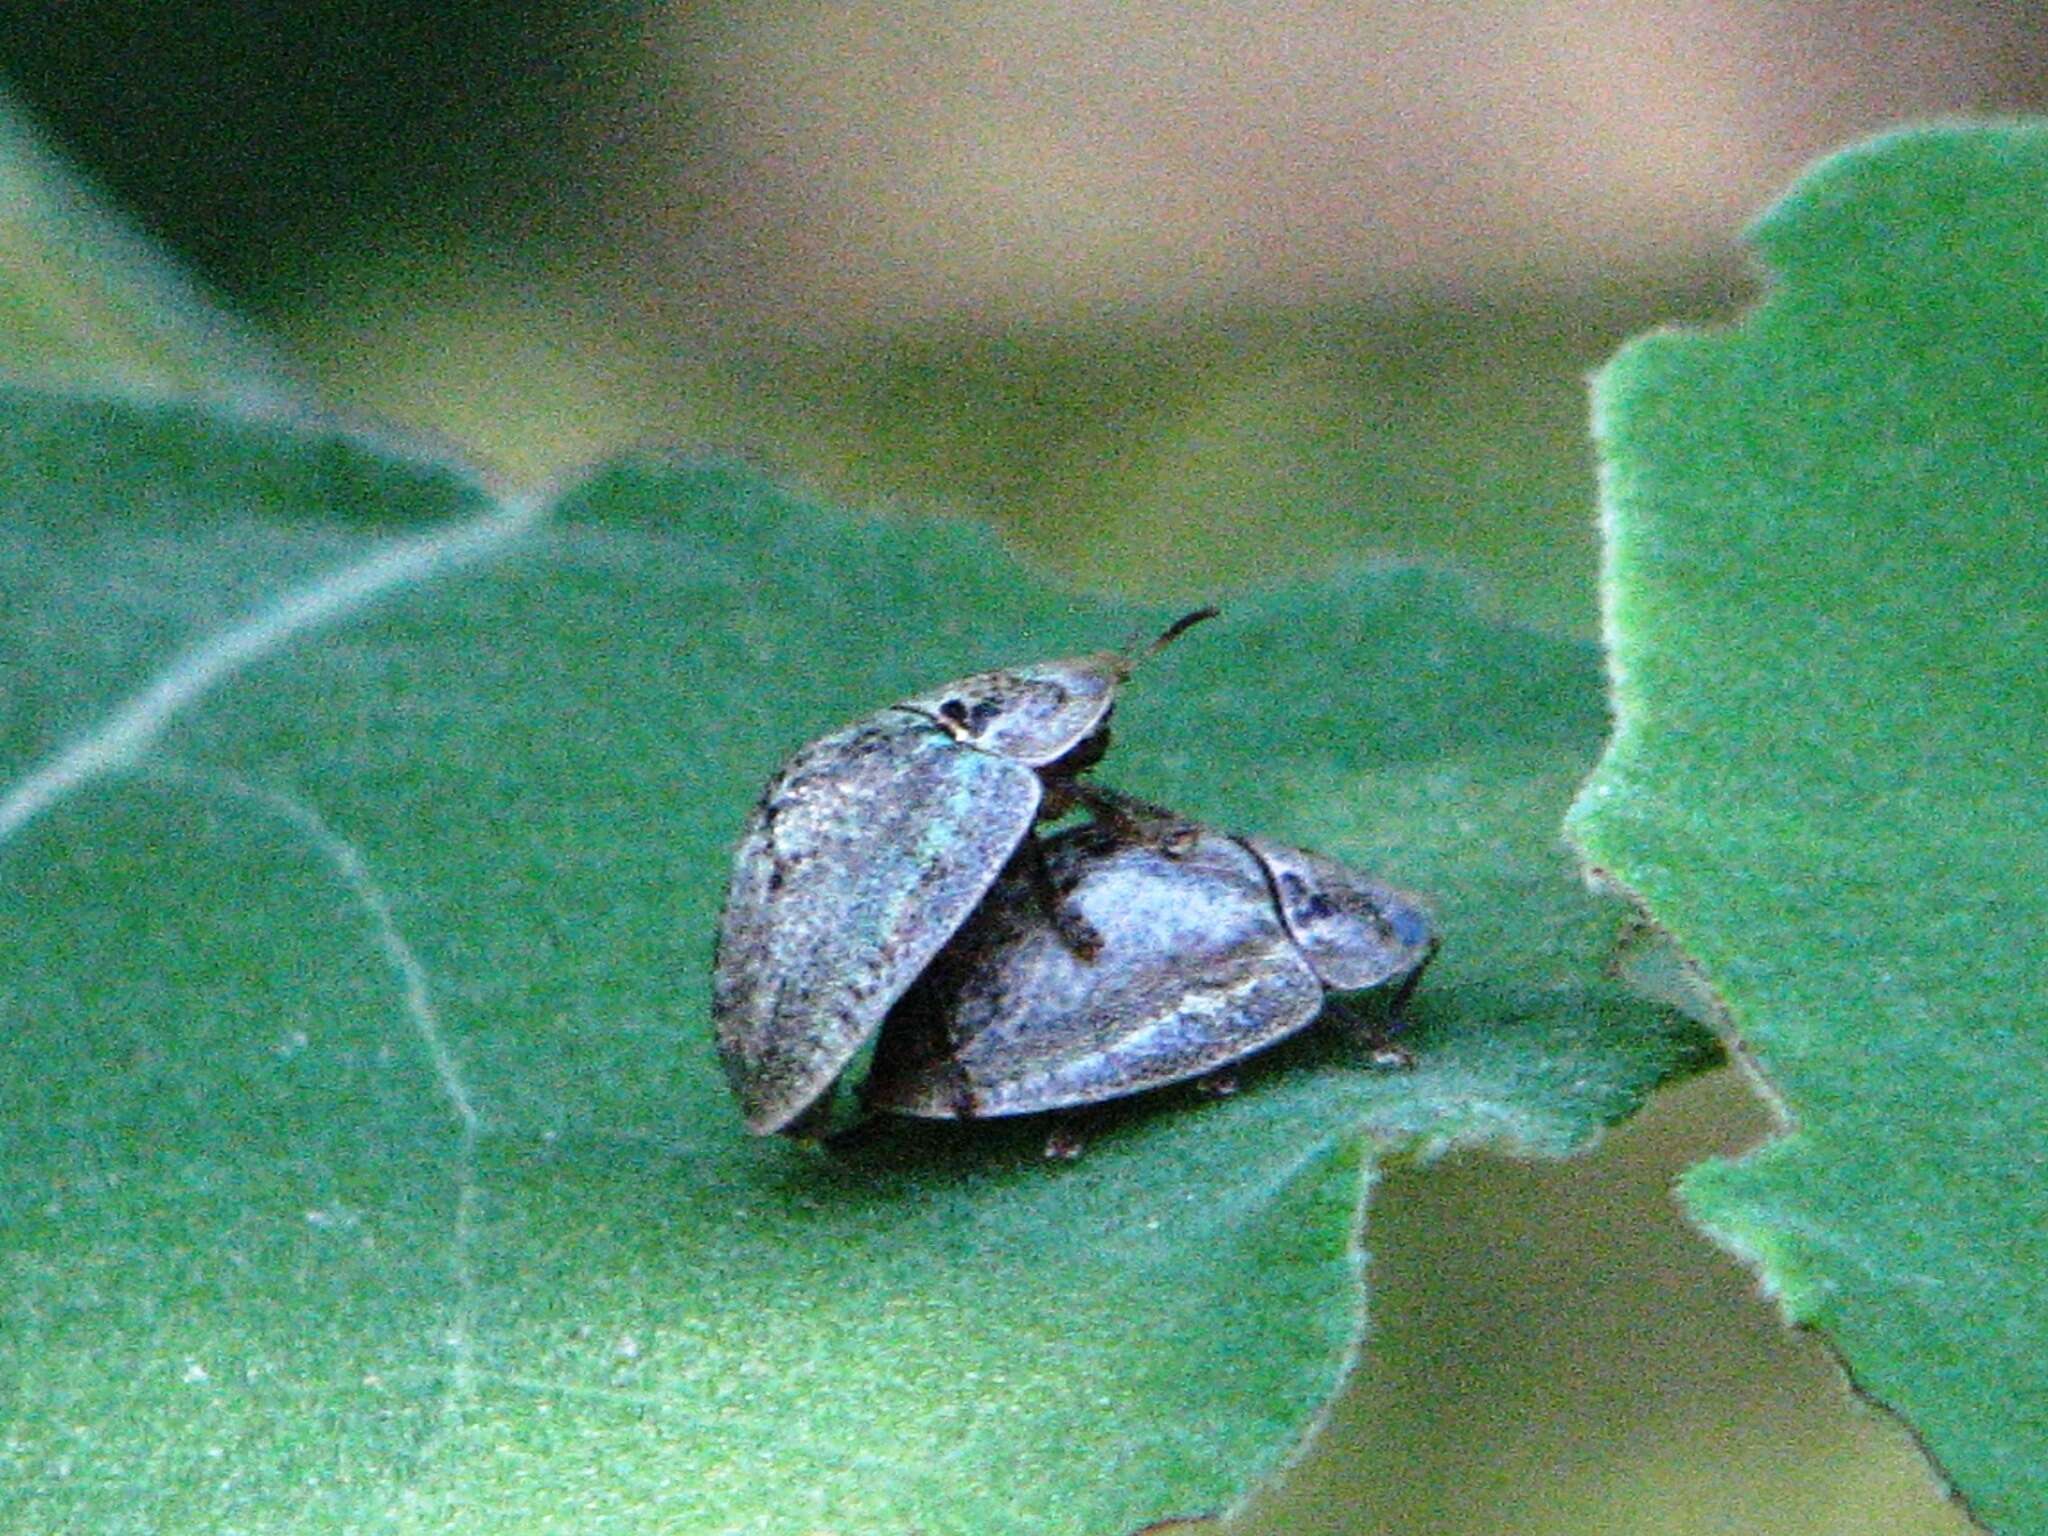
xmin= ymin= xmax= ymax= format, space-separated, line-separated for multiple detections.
xmin=0 ymin=384 xmax=1710 ymax=1534
xmin=1570 ymin=124 xmax=2048 ymax=1532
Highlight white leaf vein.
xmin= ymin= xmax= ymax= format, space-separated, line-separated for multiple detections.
xmin=0 ymin=492 xmax=547 ymax=847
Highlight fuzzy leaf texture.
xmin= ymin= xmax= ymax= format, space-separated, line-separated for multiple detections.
xmin=1569 ymin=124 xmax=2048 ymax=1533
xmin=0 ymin=385 xmax=1711 ymax=1534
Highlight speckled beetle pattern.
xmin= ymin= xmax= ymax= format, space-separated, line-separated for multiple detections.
xmin=862 ymin=821 xmax=1438 ymax=1119
xmin=712 ymin=612 xmax=1216 ymax=1134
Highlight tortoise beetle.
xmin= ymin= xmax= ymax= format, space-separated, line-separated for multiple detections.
xmin=860 ymin=819 xmax=1438 ymax=1120
xmin=712 ymin=610 xmax=1217 ymax=1134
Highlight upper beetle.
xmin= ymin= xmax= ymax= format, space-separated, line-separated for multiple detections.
xmin=860 ymin=819 xmax=1438 ymax=1120
xmin=712 ymin=610 xmax=1217 ymax=1134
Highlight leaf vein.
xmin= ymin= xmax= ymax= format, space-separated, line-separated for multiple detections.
xmin=156 ymin=764 xmax=484 ymax=1418
xmin=0 ymin=492 xmax=547 ymax=848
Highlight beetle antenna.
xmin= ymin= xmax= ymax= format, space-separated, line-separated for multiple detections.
xmin=1121 ymin=606 xmax=1219 ymax=668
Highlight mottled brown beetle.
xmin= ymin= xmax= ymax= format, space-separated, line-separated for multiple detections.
xmin=861 ymin=820 xmax=1437 ymax=1120
xmin=712 ymin=611 xmax=1217 ymax=1134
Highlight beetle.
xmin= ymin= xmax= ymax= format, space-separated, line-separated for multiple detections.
xmin=712 ymin=609 xmax=1218 ymax=1135
xmin=859 ymin=819 xmax=1438 ymax=1121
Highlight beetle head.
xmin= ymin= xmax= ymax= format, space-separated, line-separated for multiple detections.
xmin=1243 ymin=837 xmax=1437 ymax=991
xmin=898 ymin=609 xmax=1217 ymax=769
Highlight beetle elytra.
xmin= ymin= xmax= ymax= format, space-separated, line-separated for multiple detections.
xmin=861 ymin=819 xmax=1437 ymax=1120
xmin=712 ymin=610 xmax=1218 ymax=1134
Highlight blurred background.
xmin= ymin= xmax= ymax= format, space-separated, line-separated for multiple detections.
xmin=1 ymin=3 xmax=2028 ymax=1530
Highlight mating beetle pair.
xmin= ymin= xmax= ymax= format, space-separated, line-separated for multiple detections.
xmin=711 ymin=613 xmax=1437 ymax=1137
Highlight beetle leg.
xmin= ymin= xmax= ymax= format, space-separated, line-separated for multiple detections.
xmin=1041 ymin=1121 xmax=1087 ymax=1160
xmin=1069 ymin=782 xmax=1200 ymax=857
xmin=1358 ymin=935 xmax=1439 ymax=1069
xmin=1383 ymin=935 xmax=1440 ymax=1031
xmin=1022 ymin=834 xmax=1104 ymax=960
xmin=942 ymin=1055 xmax=981 ymax=1120
xmin=1193 ymin=1069 xmax=1241 ymax=1099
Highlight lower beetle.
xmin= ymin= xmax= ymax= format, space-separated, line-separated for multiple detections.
xmin=860 ymin=820 xmax=1438 ymax=1119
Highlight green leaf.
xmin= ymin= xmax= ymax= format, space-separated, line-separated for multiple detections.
xmin=0 ymin=383 xmax=1710 ymax=1534
xmin=0 ymin=92 xmax=291 ymax=397
xmin=1569 ymin=124 xmax=2048 ymax=1533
